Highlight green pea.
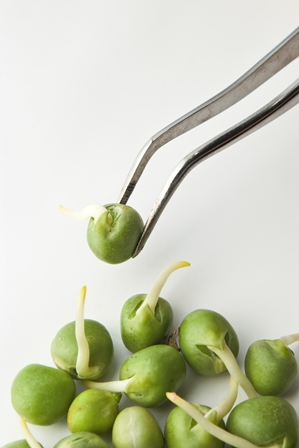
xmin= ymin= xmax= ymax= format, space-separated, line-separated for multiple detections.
xmin=244 ymin=338 xmax=298 ymax=396
xmin=2 ymin=441 xmax=31 ymax=448
xmin=51 ymin=286 xmax=113 ymax=380
xmin=11 ymin=364 xmax=76 ymax=425
xmin=112 ymin=406 xmax=164 ymax=448
xmin=53 ymin=432 xmax=109 ymax=448
xmin=120 ymin=261 xmax=189 ymax=352
xmin=67 ymin=389 xmax=121 ymax=435
xmin=59 ymin=203 xmax=144 ymax=264
xmin=179 ymin=309 xmax=257 ymax=398
xmin=121 ymin=294 xmax=173 ymax=352
xmin=164 ymin=404 xmax=225 ymax=448
xmin=179 ymin=309 xmax=239 ymax=375
xmin=226 ymin=396 xmax=299 ymax=448
xmin=84 ymin=344 xmax=186 ymax=407
xmin=51 ymin=319 xmax=113 ymax=380
xmin=121 ymin=344 xmax=186 ymax=407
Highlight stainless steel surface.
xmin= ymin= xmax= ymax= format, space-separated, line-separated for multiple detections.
xmin=118 ymin=26 xmax=299 ymax=257
xmin=133 ymin=78 xmax=299 ymax=257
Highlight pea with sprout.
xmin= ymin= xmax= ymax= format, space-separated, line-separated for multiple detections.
xmin=244 ymin=332 xmax=299 ymax=396
xmin=120 ymin=260 xmax=190 ymax=352
xmin=84 ymin=343 xmax=186 ymax=407
xmin=51 ymin=286 xmax=114 ymax=380
xmin=166 ymin=392 xmax=299 ymax=448
xmin=164 ymin=376 xmax=238 ymax=448
xmin=59 ymin=203 xmax=144 ymax=264
xmin=179 ymin=309 xmax=257 ymax=398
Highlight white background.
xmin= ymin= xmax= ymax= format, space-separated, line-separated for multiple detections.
xmin=1 ymin=1 xmax=299 ymax=446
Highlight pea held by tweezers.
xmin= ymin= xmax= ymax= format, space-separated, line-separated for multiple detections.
xmin=59 ymin=203 xmax=144 ymax=264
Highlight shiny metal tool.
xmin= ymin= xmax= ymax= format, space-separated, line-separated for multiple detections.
xmin=118 ymin=27 xmax=299 ymax=257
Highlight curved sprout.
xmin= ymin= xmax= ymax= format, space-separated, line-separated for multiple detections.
xmin=279 ymin=332 xmax=299 ymax=346
xmin=137 ymin=261 xmax=190 ymax=314
xmin=84 ymin=377 xmax=133 ymax=393
xmin=58 ymin=204 xmax=110 ymax=223
xmin=75 ymin=286 xmax=102 ymax=379
xmin=165 ymin=376 xmax=238 ymax=448
xmin=208 ymin=343 xmax=257 ymax=399
xmin=205 ymin=375 xmax=239 ymax=423
xmin=20 ymin=419 xmax=42 ymax=448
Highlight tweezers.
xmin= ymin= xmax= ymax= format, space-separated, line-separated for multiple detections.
xmin=118 ymin=26 xmax=299 ymax=257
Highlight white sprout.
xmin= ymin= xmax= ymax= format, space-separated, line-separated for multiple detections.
xmin=279 ymin=332 xmax=299 ymax=346
xmin=205 ymin=375 xmax=239 ymax=423
xmin=207 ymin=343 xmax=257 ymax=399
xmin=75 ymin=286 xmax=101 ymax=378
xmin=20 ymin=418 xmax=42 ymax=448
xmin=58 ymin=204 xmax=110 ymax=223
xmin=83 ymin=377 xmax=133 ymax=393
xmin=137 ymin=261 xmax=190 ymax=314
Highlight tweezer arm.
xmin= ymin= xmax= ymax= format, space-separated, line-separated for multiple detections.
xmin=132 ymin=77 xmax=299 ymax=257
xmin=118 ymin=26 xmax=299 ymax=205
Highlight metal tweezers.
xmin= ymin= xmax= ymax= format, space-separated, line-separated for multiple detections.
xmin=118 ymin=26 xmax=299 ymax=257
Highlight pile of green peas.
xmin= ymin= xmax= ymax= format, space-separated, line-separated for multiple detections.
xmin=3 ymin=203 xmax=299 ymax=448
